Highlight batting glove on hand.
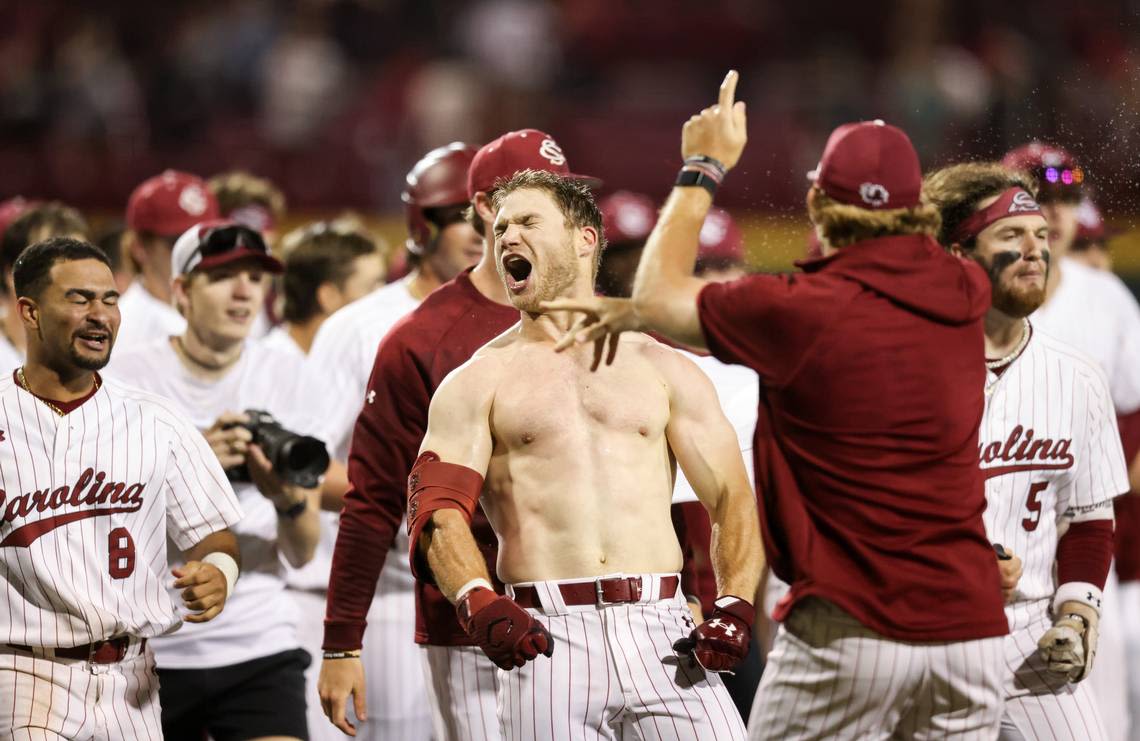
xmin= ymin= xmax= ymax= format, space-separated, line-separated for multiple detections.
xmin=457 ymin=587 xmax=554 ymax=671
xmin=1037 ymin=601 xmax=1098 ymax=683
xmin=673 ymin=596 xmax=754 ymax=673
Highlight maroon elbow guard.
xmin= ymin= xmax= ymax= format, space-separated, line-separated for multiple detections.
xmin=406 ymin=451 xmax=485 ymax=580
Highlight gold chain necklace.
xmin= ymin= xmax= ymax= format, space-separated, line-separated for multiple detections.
xmin=16 ymin=367 xmax=100 ymax=417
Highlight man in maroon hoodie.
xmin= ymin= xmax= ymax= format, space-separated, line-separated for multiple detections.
xmin=547 ymin=71 xmax=1009 ymax=739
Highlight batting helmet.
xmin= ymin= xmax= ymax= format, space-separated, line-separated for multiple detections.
xmin=402 ymin=142 xmax=480 ymax=255
xmin=599 ymin=191 xmax=657 ymax=245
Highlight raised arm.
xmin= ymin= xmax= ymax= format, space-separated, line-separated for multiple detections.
xmin=631 ymin=70 xmax=748 ymax=350
xmin=661 ymin=348 xmax=763 ymax=672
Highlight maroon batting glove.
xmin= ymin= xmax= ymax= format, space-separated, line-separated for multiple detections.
xmin=673 ymin=596 xmax=754 ymax=673
xmin=457 ymin=587 xmax=554 ymax=671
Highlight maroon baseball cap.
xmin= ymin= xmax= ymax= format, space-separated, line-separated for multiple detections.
xmin=1002 ymin=142 xmax=1085 ymax=199
xmin=697 ymin=207 xmax=744 ymax=265
xmin=467 ymin=129 xmax=600 ymax=200
xmin=807 ymin=120 xmax=922 ymax=210
xmin=600 ymin=191 xmax=657 ymax=244
xmin=127 ymin=170 xmax=220 ymax=237
xmin=0 ymin=197 xmax=33 ymax=239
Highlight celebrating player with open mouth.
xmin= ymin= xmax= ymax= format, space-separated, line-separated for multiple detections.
xmin=924 ymin=163 xmax=1129 ymax=740
xmin=408 ymin=168 xmax=763 ymax=740
xmin=0 ymin=237 xmax=243 ymax=739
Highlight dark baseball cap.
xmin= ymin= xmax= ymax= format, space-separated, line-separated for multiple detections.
xmin=171 ymin=220 xmax=283 ymax=278
xmin=467 ymin=129 xmax=600 ymax=200
xmin=807 ymin=120 xmax=922 ymax=210
xmin=127 ymin=170 xmax=220 ymax=237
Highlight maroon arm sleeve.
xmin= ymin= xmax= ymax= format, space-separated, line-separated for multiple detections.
xmin=1113 ymin=409 xmax=1140 ymax=582
xmin=324 ymin=336 xmax=431 ymax=650
xmin=1057 ymin=519 xmax=1115 ymax=590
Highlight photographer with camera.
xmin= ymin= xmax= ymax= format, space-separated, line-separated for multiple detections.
xmin=108 ymin=219 xmax=324 ymax=741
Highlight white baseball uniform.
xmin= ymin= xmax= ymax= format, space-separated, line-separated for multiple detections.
xmin=501 ymin=575 xmax=746 ymax=741
xmin=107 ymin=337 xmax=311 ymax=670
xmin=0 ymin=372 xmax=243 ymax=739
xmin=112 ymin=282 xmax=186 ymax=353
xmin=305 ymin=275 xmax=433 ymax=740
xmin=979 ymin=325 xmax=1127 ymax=740
xmin=1033 ymin=256 xmax=1140 ymax=741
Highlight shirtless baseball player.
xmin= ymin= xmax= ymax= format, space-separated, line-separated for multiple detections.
xmin=0 ymin=237 xmax=243 ymax=740
xmin=925 ymin=163 xmax=1129 ymax=740
xmin=410 ymin=169 xmax=763 ymax=740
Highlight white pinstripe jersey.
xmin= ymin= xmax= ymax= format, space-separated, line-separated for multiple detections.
xmin=979 ymin=326 xmax=1128 ymax=630
xmin=304 ymin=276 xmax=419 ymax=593
xmin=0 ymin=334 xmax=20 ymax=377
xmin=0 ymin=373 xmax=243 ymax=647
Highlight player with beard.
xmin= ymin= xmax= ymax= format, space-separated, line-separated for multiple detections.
xmin=925 ymin=162 xmax=1128 ymax=740
xmin=411 ymin=168 xmax=761 ymax=739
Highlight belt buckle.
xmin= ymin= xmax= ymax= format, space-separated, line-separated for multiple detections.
xmin=595 ymin=579 xmax=614 ymax=608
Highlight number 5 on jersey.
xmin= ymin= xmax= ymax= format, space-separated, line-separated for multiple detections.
xmin=1022 ymin=482 xmax=1046 ymax=532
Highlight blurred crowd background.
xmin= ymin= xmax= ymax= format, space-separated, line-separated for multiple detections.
xmin=3 ymin=0 xmax=1140 ymax=273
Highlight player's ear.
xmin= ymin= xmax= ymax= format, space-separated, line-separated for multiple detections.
xmin=949 ymin=243 xmax=966 ymax=258
xmin=171 ymin=275 xmax=191 ymax=317
xmin=16 ymin=296 xmax=39 ymax=331
xmin=316 ymin=281 xmax=342 ymax=316
xmin=576 ymin=224 xmax=599 ymax=261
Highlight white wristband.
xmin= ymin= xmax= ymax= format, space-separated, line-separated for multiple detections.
xmin=456 ymin=578 xmax=493 ymax=602
xmin=203 ymin=552 xmax=239 ymax=598
xmin=1053 ymin=581 xmax=1102 ymax=616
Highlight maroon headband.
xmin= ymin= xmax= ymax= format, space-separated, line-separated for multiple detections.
xmin=952 ymin=187 xmax=1043 ymax=244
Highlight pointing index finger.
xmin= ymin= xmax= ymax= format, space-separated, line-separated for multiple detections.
xmin=719 ymin=70 xmax=739 ymax=110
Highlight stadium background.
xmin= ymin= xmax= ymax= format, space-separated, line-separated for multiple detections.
xmin=3 ymin=0 xmax=1139 ymax=276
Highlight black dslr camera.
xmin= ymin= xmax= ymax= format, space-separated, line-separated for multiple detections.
xmin=224 ymin=409 xmax=330 ymax=489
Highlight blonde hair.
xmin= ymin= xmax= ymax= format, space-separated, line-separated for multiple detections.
xmin=206 ymin=171 xmax=286 ymax=222
xmin=922 ymin=162 xmax=1038 ymax=248
xmin=808 ymin=189 xmax=941 ymax=249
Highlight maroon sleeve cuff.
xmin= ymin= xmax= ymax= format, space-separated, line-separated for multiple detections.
xmin=322 ymin=620 xmax=366 ymax=652
xmin=1057 ymin=519 xmax=1115 ymax=589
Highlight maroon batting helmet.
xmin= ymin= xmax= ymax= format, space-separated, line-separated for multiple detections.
xmin=1001 ymin=142 xmax=1085 ymax=201
xmin=402 ymin=142 xmax=480 ymax=255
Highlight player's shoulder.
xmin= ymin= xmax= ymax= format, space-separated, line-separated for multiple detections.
xmin=98 ymin=375 xmax=198 ymax=431
xmin=1066 ymin=259 xmax=1138 ymax=308
xmin=319 ymin=279 xmax=416 ymax=339
xmin=1031 ymin=325 xmax=1112 ymax=389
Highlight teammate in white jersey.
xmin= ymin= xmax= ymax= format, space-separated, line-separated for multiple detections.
xmin=926 ymin=162 xmax=1130 ymax=740
xmin=1005 ymin=143 xmax=1140 ymax=741
xmin=312 ymin=143 xmax=482 ymax=740
xmin=110 ymin=221 xmax=323 ymax=741
xmin=265 ymin=222 xmax=392 ymax=741
xmin=0 ymin=237 xmax=243 ymax=740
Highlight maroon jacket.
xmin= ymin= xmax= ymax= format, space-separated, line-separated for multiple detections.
xmin=324 ymin=271 xmax=517 ymax=648
xmin=697 ymin=234 xmax=1008 ymax=642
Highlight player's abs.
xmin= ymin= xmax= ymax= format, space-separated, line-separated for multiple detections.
xmin=483 ymin=434 xmax=683 ymax=583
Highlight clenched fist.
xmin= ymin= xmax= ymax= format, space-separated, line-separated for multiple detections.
xmin=1038 ymin=601 xmax=1099 ymax=683
xmin=673 ymin=595 xmax=754 ymax=673
xmin=681 ymin=70 xmax=748 ymax=170
xmin=457 ymin=587 xmax=554 ymax=670
xmin=172 ymin=561 xmax=228 ymax=623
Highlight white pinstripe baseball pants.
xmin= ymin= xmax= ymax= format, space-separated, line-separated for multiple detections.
xmin=748 ymin=597 xmax=1005 ymax=740
xmin=0 ymin=640 xmax=161 ymax=740
xmin=422 ymin=644 xmax=503 ymax=741
xmin=498 ymin=574 xmax=746 ymax=741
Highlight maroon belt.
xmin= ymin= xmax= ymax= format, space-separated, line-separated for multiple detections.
xmin=7 ymin=635 xmax=142 ymax=664
xmin=513 ymin=575 xmax=679 ymax=609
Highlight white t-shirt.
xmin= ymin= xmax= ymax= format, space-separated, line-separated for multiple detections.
xmin=671 ymin=351 xmax=758 ymax=504
xmin=1032 ymin=257 xmax=1140 ymax=415
xmin=979 ymin=327 xmax=1127 ymax=632
xmin=108 ymin=337 xmax=315 ymax=668
xmin=114 ymin=282 xmax=186 ymax=353
xmin=0 ymin=332 xmax=20 ymax=377
xmin=304 ymin=278 xmax=420 ymax=594
xmin=0 ymin=374 xmax=243 ymax=646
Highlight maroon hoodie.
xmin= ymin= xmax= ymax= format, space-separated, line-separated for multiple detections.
xmin=698 ymin=234 xmax=1008 ymax=641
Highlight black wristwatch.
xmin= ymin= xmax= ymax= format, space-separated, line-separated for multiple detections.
xmin=276 ymin=497 xmax=308 ymax=520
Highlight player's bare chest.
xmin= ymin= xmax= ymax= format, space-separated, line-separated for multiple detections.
xmin=490 ymin=355 xmax=670 ymax=446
